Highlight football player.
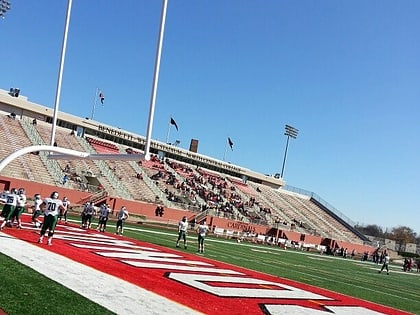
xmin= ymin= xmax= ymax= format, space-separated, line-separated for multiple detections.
xmin=38 ymin=191 xmax=65 ymax=245
xmin=97 ymin=204 xmax=110 ymax=232
xmin=58 ymin=196 xmax=70 ymax=224
xmin=31 ymin=194 xmax=43 ymax=228
xmin=176 ymin=216 xmax=188 ymax=249
xmin=0 ymin=188 xmax=18 ymax=230
xmin=115 ymin=206 xmax=129 ymax=235
xmin=13 ymin=188 xmax=27 ymax=229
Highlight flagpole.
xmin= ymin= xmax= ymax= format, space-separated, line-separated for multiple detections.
xmin=91 ymin=87 xmax=99 ymax=120
xmin=223 ymin=141 xmax=228 ymax=161
xmin=165 ymin=117 xmax=171 ymax=144
xmin=144 ymin=0 xmax=168 ymax=161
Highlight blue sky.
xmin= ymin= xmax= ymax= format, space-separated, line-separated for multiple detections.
xmin=1 ymin=1 xmax=419 ymax=234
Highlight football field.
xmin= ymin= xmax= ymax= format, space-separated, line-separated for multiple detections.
xmin=0 ymin=216 xmax=418 ymax=315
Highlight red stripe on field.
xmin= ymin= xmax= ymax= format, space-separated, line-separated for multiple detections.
xmin=1 ymin=217 xmax=412 ymax=315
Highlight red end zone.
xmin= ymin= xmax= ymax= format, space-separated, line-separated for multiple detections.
xmin=1 ymin=218 xmax=411 ymax=315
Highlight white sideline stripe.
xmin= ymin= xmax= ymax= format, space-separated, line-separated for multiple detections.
xmin=0 ymin=233 xmax=201 ymax=315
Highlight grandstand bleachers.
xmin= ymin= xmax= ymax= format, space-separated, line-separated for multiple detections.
xmin=86 ymin=137 xmax=119 ymax=154
xmin=0 ymin=113 xmax=55 ymax=184
xmin=0 ymin=110 xmax=366 ymax=245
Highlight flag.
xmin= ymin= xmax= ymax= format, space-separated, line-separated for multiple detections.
xmin=228 ymin=137 xmax=234 ymax=151
xmin=170 ymin=117 xmax=178 ymax=131
xmin=99 ymin=91 xmax=105 ymax=105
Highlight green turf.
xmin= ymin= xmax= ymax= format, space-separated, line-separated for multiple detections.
xmin=124 ymin=224 xmax=420 ymax=314
xmin=1 ymin=220 xmax=419 ymax=314
xmin=0 ymin=254 xmax=115 ymax=315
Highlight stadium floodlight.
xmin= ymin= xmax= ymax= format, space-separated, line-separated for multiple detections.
xmin=280 ymin=124 xmax=299 ymax=179
xmin=0 ymin=0 xmax=11 ymax=19
xmin=9 ymin=87 xmax=20 ymax=97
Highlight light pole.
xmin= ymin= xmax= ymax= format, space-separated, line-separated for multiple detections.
xmin=0 ymin=0 xmax=11 ymax=19
xmin=280 ymin=124 xmax=298 ymax=179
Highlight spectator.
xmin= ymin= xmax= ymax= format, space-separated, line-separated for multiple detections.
xmin=155 ymin=205 xmax=164 ymax=217
xmin=32 ymin=118 xmax=37 ymax=125
xmin=158 ymin=206 xmax=164 ymax=217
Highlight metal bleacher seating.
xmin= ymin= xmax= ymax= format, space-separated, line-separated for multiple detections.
xmin=0 ymin=113 xmax=55 ymax=184
xmin=0 ymin=112 xmax=364 ymax=243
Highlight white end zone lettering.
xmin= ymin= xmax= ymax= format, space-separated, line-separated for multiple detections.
xmin=168 ymin=273 xmax=332 ymax=300
xmin=263 ymin=305 xmax=386 ymax=315
xmin=126 ymin=261 xmax=242 ymax=274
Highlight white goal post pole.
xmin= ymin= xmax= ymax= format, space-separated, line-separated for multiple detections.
xmin=143 ymin=0 xmax=168 ymax=161
xmin=0 ymin=145 xmax=146 ymax=174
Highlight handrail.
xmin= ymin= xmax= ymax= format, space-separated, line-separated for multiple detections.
xmin=76 ymin=137 xmax=132 ymax=200
xmin=19 ymin=118 xmax=63 ymax=184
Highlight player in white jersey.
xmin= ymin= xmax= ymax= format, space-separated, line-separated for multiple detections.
xmin=58 ymin=196 xmax=70 ymax=224
xmin=115 ymin=206 xmax=129 ymax=235
xmin=31 ymin=194 xmax=43 ymax=227
xmin=38 ymin=191 xmax=65 ymax=245
xmin=196 ymin=219 xmax=209 ymax=254
xmin=13 ymin=188 xmax=27 ymax=229
xmin=176 ymin=216 xmax=189 ymax=249
xmin=378 ymin=251 xmax=391 ymax=275
xmin=0 ymin=188 xmax=19 ymax=230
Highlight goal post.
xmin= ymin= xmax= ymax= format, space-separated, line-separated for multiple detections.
xmin=0 ymin=145 xmax=145 ymax=173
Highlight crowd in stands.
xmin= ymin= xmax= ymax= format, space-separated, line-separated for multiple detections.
xmin=142 ymin=157 xmax=272 ymax=224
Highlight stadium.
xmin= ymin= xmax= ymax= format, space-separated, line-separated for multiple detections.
xmin=1 ymin=1 xmax=419 ymax=314
xmin=1 ymin=88 xmax=419 ymax=315
xmin=0 ymin=87 xmax=371 ymax=251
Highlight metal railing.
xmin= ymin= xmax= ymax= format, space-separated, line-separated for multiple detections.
xmin=128 ymin=160 xmax=170 ymax=207
xmin=19 ymin=118 xmax=63 ymax=184
xmin=283 ymin=185 xmax=357 ymax=227
xmin=76 ymin=137 xmax=132 ymax=200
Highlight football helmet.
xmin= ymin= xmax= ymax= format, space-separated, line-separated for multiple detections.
xmin=63 ymin=197 xmax=68 ymax=202
xmin=10 ymin=188 xmax=17 ymax=194
xmin=51 ymin=191 xmax=59 ymax=199
xmin=34 ymin=194 xmax=41 ymax=199
xmin=18 ymin=188 xmax=25 ymax=195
